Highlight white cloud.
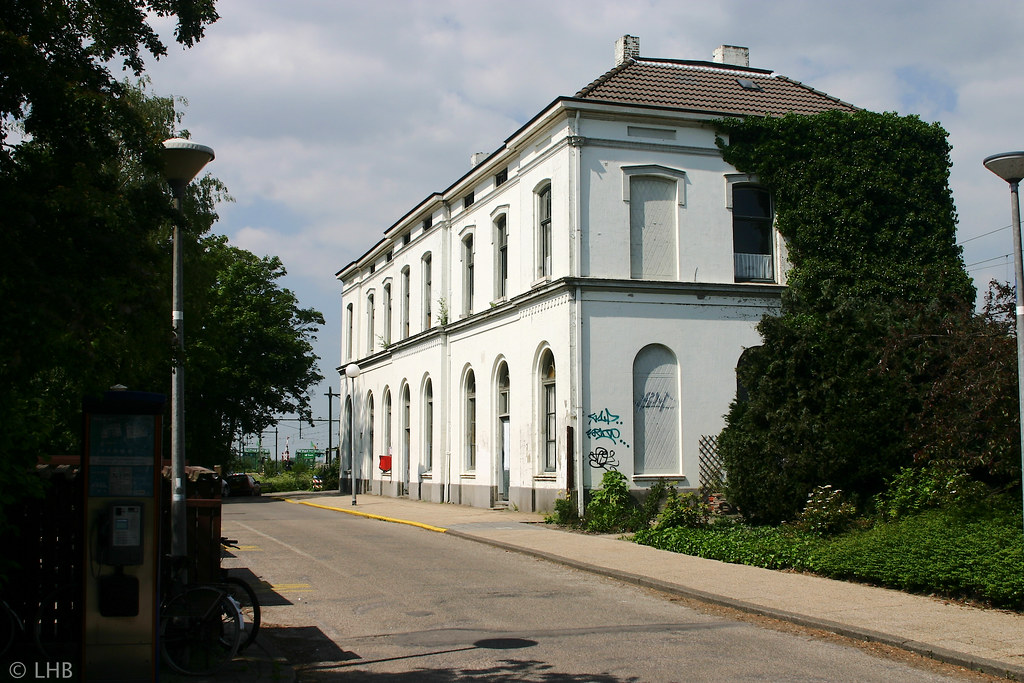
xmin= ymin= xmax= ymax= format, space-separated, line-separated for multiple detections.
xmin=143 ymin=0 xmax=1024 ymax=419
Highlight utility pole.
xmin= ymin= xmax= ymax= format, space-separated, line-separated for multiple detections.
xmin=325 ymin=387 xmax=339 ymax=466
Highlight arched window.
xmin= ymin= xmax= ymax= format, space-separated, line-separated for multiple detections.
xmin=632 ymin=345 xmax=680 ymax=475
xmin=366 ymin=392 xmax=375 ymax=479
xmin=423 ymin=378 xmax=434 ymax=471
xmin=496 ymin=362 xmax=511 ymax=499
xmin=537 ymin=184 xmax=552 ymax=278
xmin=732 ymin=185 xmax=774 ymax=282
xmin=629 ymin=176 xmax=677 ymax=280
xmin=540 ymin=351 xmax=556 ymax=472
xmin=402 ymin=384 xmax=411 ymax=489
xmin=465 ymin=370 xmax=477 ymax=470
xmin=383 ymin=388 xmax=392 ymax=464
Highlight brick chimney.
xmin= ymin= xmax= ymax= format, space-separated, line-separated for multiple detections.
xmin=614 ymin=35 xmax=640 ymax=66
xmin=713 ymin=45 xmax=750 ymax=67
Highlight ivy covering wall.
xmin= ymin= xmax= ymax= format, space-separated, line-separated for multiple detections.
xmin=714 ymin=110 xmax=983 ymax=524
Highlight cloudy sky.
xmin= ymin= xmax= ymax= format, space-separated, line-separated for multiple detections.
xmin=143 ymin=0 xmax=1024 ymax=448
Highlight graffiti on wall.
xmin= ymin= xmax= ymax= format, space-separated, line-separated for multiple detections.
xmin=634 ymin=391 xmax=676 ymax=411
xmin=588 ymin=446 xmax=619 ymax=471
xmin=585 ymin=407 xmax=629 ymax=448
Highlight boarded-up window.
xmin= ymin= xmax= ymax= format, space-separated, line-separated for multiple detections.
xmin=633 ymin=345 xmax=680 ymax=474
xmin=629 ymin=176 xmax=676 ymax=280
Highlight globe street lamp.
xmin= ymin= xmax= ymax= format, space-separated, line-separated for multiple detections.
xmin=162 ymin=138 xmax=215 ymax=564
xmin=344 ymin=363 xmax=361 ymax=505
xmin=983 ymin=151 xmax=1024 ymax=539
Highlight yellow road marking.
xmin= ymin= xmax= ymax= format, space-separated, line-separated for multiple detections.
xmin=282 ymin=498 xmax=448 ymax=533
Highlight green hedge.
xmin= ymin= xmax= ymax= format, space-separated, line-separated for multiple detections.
xmin=635 ymin=501 xmax=1024 ymax=609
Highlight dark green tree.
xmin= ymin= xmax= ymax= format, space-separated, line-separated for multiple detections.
xmin=184 ymin=237 xmax=325 ymax=466
xmin=0 ymin=2 xmax=219 ymax=524
xmin=715 ymin=111 xmax=976 ymax=523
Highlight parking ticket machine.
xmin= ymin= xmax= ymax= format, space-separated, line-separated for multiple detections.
xmin=82 ymin=390 xmax=164 ymax=682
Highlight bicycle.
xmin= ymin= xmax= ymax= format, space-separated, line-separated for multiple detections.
xmin=218 ymin=538 xmax=261 ymax=651
xmin=159 ymin=558 xmax=244 ymax=676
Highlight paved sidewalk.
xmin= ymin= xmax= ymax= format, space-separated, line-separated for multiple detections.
xmin=272 ymin=491 xmax=1024 ymax=680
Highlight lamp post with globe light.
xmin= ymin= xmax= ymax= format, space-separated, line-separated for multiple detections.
xmin=162 ymin=138 xmax=215 ymax=565
xmin=983 ymin=150 xmax=1024 ymax=538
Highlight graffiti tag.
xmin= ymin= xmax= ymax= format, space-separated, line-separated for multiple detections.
xmin=587 ymin=408 xmax=621 ymax=425
xmin=634 ymin=391 xmax=677 ymax=411
xmin=588 ymin=447 xmax=619 ymax=471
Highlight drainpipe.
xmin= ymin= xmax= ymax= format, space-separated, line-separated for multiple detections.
xmin=570 ymin=109 xmax=586 ymax=518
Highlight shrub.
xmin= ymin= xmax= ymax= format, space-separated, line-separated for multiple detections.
xmin=793 ymin=485 xmax=857 ymax=535
xmin=584 ymin=471 xmax=636 ymax=533
xmin=873 ymin=463 xmax=987 ymax=521
xmin=655 ymin=489 xmax=710 ymax=530
xmin=544 ymin=490 xmax=579 ymax=527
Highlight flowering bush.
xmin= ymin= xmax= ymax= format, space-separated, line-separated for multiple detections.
xmin=794 ymin=485 xmax=857 ymax=535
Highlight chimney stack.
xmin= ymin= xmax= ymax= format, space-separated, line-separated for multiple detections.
xmin=713 ymin=45 xmax=749 ymax=67
xmin=614 ymin=35 xmax=640 ymax=66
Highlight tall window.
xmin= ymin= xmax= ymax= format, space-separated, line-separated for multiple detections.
xmin=540 ymin=351 xmax=556 ymax=472
xmin=496 ymin=362 xmax=511 ymax=499
xmin=401 ymin=266 xmax=410 ymax=339
xmin=495 ymin=214 xmax=508 ymax=299
xmin=366 ymin=293 xmax=375 ymax=353
xmin=383 ymin=389 xmax=392 ymax=462
xmin=366 ymin=392 xmax=375 ymax=479
xmin=402 ymin=385 xmax=411 ymax=483
xmin=462 ymin=235 xmax=475 ymax=315
xmin=422 ymin=253 xmax=432 ymax=329
xmin=733 ymin=185 xmax=774 ymax=282
xmin=537 ymin=184 xmax=552 ymax=278
xmin=629 ymin=176 xmax=677 ymax=280
xmin=465 ymin=370 xmax=477 ymax=470
xmin=345 ymin=303 xmax=354 ymax=360
xmin=423 ymin=379 xmax=434 ymax=471
xmin=633 ymin=345 xmax=681 ymax=475
xmin=382 ymin=284 xmax=392 ymax=346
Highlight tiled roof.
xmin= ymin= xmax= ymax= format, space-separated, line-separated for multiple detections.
xmin=575 ymin=58 xmax=858 ymax=117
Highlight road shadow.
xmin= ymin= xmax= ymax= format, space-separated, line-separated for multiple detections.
xmin=263 ymin=623 xmax=639 ymax=682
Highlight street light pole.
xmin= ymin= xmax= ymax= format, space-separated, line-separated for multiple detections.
xmin=162 ymin=138 xmax=214 ymax=565
xmin=983 ymin=151 xmax=1024 ymax=541
xmin=344 ymin=363 xmax=361 ymax=505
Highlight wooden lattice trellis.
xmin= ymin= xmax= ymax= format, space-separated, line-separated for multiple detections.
xmin=698 ymin=434 xmax=724 ymax=495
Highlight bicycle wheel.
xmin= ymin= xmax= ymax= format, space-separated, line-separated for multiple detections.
xmin=221 ymin=576 xmax=260 ymax=651
xmin=0 ymin=600 xmax=20 ymax=660
xmin=160 ymin=585 xmax=242 ymax=676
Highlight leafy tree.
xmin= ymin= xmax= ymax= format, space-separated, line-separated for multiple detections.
xmin=0 ymin=2 xmax=219 ymax=527
xmin=715 ymin=111 xmax=976 ymax=524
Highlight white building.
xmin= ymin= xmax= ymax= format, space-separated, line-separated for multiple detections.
xmin=336 ymin=38 xmax=856 ymax=512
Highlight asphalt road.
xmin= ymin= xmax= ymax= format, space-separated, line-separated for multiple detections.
xmin=221 ymin=497 xmax=993 ymax=682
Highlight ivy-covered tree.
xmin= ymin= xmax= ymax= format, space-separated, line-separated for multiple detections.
xmin=715 ymin=110 xmax=977 ymax=524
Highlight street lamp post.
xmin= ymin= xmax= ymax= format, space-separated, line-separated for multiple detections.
xmin=162 ymin=138 xmax=215 ymax=565
xmin=983 ymin=151 xmax=1024 ymax=540
xmin=344 ymin=363 xmax=361 ymax=505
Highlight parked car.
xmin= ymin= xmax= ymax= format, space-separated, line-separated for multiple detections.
xmin=225 ymin=473 xmax=261 ymax=497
